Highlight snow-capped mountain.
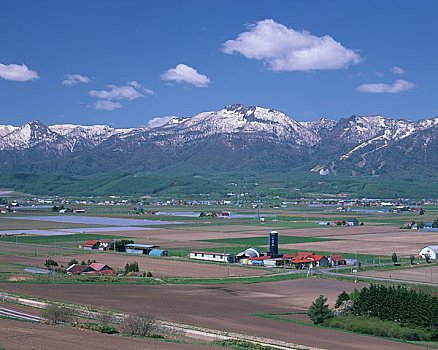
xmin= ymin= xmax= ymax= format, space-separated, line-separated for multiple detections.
xmin=300 ymin=118 xmax=337 ymax=135
xmin=0 ymin=105 xmax=437 ymax=176
xmin=0 ymin=125 xmax=18 ymax=137
xmin=49 ymin=124 xmax=135 ymax=150
xmin=0 ymin=121 xmax=71 ymax=153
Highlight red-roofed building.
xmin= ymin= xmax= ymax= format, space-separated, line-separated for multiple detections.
xmin=287 ymin=252 xmax=329 ymax=269
xmin=65 ymin=264 xmax=94 ymax=275
xmin=98 ymin=239 xmax=113 ymax=251
xmin=84 ymin=263 xmax=114 ymax=275
xmin=82 ymin=240 xmax=101 ymax=250
xmin=330 ymin=255 xmax=346 ymax=266
xmin=65 ymin=263 xmax=113 ymax=276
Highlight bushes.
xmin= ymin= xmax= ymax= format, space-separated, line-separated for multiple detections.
xmin=218 ymin=339 xmax=281 ymax=350
xmin=324 ymin=315 xmax=436 ymax=341
xmin=43 ymin=304 xmax=74 ymax=324
xmin=44 ymin=258 xmax=58 ymax=268
xmin=125 ymin=262 xmax=139 ymax=274
xmin=120 ymin=313 xmax=157 ymax=336
xmin=73 ymin=322 xmax=118 ymax=334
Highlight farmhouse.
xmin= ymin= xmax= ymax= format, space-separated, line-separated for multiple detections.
xmin=330 ymin=255 xmax=346 ymax=266
xmin=190 ymin=251 xmax=235 ymax=263
xmin=82 ymin=240 xmax=101 ymax=250
xmin=86 ymin=263 xmax=114 ymax=275
xmin=286 ymin=252 xmax=330 ymax=269
xmin=98 ymin=239 xmax=113 ymax=251
xmin=419 ymin=245 xmax=438 ymax=260
xmin=66 ymin=263 xmax=114 ymax=275
xmin=81 ymin=240 xmax=114 ymax=250
xmin=66 ymin=264 xmax=95 ymax=275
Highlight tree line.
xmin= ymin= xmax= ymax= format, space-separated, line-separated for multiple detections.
xmin=351 ymin=284 xmax=438 ymax=329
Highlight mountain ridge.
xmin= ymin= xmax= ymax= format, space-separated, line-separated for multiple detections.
xmin=1 ymin=104 xmax=437 ymax=178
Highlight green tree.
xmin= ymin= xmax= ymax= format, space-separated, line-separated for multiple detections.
xmin=307 ymin=295 xmax=334 ymax=324
xmin=114 ymin=239 xmax=134 ymax=252
xmin=68 ymin=259 xmax=78 ymax=266
xmin=44 ymin=258 xmax=58 ymax=268
xmin=425 ymin=254 xmax=431 ymax=263
xmin=124 ymin=261 xmax=140 ymax=274
xmin=391 ymin=252 xmax=398 ymax=265
xmin=409 ymin=255 xmax=415 ymax=265
xmin=335 ymin=291 xmax=350 ymax=308
xmin=432 ymin=218 xmax=438 ymax=228
xmin=419 ymin=208 xmax=425 ymax=215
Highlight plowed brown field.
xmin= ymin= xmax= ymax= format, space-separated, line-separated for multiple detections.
xmin=0 ymin=279 xmax=428 ymax=350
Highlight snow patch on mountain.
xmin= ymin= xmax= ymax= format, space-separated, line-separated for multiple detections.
xmin=0 ymin=125 xmax=19 ymax=137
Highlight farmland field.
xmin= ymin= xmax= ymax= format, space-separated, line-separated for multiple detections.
xmin=358 ymin=265 xmax=438 ymax=284
xmin=1 ymin=204 xmax=436 ymax=350
xmin=0 ymin=318 xmax=219 ymax=350
xmin=0 ymin=279 xmax=428 ymax=350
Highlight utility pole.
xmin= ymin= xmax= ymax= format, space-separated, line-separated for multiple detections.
xmin=257 ymin=196 xmax=261 ymax=221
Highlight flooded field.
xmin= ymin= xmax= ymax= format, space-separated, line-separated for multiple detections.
xmin=3 ymin=215 xmax=182 ymax=226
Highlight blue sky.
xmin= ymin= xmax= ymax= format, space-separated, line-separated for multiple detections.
xmin=1 ymin=0 xmax=437 ymax=127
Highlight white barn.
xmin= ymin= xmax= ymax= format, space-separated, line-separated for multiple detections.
xmin=419 ymin=245 xmax=438 ymax=260
xmin=189 ymin=251 xmax=234 ymax=263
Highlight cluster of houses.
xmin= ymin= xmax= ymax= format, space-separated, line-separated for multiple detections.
xmin=318 ymin=218 xmax=361 ymax=226
xmin=189 ymin=248 xmax=357 ymax=269
xmin=189 ymin=230 xmax=360 ymax=269
xmin=81 ymin=240 xmax=169 ymax=256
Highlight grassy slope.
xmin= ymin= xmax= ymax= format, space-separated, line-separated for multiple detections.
xmin=1 ymin=170 xmax=438 ymax=198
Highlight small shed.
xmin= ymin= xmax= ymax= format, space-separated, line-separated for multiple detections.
xmin=419 ymin=245 xmax=438 ymax=260
xmin=330 ymin=255 xmax=346 ymax=266
xmin=347 ymin=218 xmax=359 ymax=226
xmin=148 ymin=249 xmax=169 ymax=257
xmin=125 ymin=244 xmax=159 ymax=255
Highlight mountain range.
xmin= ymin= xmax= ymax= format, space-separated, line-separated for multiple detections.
xmin=1 ymin=104 xmax=437 ymax=180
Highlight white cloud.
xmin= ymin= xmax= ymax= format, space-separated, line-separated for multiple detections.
xmin=95 ymin=100 xmax=122 ymax=111
xmin=391 ymin=66 xmax=405 ymax=75
xmin=161 ymin=64 xmax=210 ymax=87
xmin=356 ymin=79 xmax=415 ymax=94
xmin=147 ymin=116 xmax=175 ymax=128
xmin=222 ymin=19 xmax=361 ymax=72
xmin=89 ymin=81 xmax=154 ymax=101
xmin=62 ymin=73 xmax=90 ymax=86
xmin=0 ymin=63 xmax=39 ymax=81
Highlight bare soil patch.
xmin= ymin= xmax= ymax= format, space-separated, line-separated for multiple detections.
xmin=359 ymin=265 xmax=438 ymax=283
xmin=0 ymin=318 xmax=212 ymax=350
xmin=279 ymin=226 xmax=437 ymax=256
xmin=0 ymin=279 xmax=426 ymax=350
